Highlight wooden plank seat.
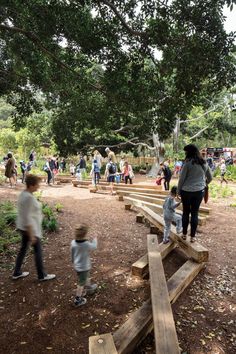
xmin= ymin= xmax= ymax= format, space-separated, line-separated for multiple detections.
xmin=113 ymin=260 xmax=205 ymax=354
xmin=147 ymin=234 xmax=180 ymax=354
xmin=123 ymin=196 xmax=207 ymax=226
xmin=89 ymin=333 xmax=118 ymax=354
xmin=114 ymin=185 xmax=168 ymax=194
xmin=133 ymin=205 xmax=209 ymax=263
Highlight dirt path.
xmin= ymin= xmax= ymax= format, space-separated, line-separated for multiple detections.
xmin=0 ymin=182 xmax=235 ymax=354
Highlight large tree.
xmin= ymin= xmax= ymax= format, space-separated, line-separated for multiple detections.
xmin=0 ymin=0 xmax=235 ymax=154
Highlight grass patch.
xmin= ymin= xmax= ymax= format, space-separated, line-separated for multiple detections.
xmin=209 ymin=182 xmax=234 ymax=199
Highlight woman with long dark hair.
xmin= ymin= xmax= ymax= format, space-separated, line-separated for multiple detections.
xmin=177 ymin=144 xmax=212 ymax=242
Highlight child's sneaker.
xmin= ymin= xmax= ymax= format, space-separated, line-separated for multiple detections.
xmin=74 ymin=296 xmax=87 ymax=307
xmin=85 ymin=283 xmax=98 ymax=295
xmin=163 ymin=239 xmax=170 ymax=244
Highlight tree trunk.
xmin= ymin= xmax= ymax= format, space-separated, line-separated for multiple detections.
xmin=148 ymin=133 xmax=165 ymax=177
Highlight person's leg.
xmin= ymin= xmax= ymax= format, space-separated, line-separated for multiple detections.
xmin=164 ymin=179 xmax=167 ymax=190
xmin=125 ymin=176 xmax=128 ymax=184
xmin=13 ymin=231 xmax=29 ymax=276
xmin=173 ymin=214 xmax=182 ymax=234
xmin=74 ymin=272 xmax=87 ymax=306
xmin=163 ymin=218 xmax=171 ymax=243
xmin=130 ymin=176 xmax=133 ymax=184
xmin=180 ymin=190 xmax=191 ymax=238
xmin=190 ymin=190 xmax=204 ymax=239
xmin=33 ymin=238 xmax=46 ymax=280
xmin=166 ymin=180 xmax=170 ymax=190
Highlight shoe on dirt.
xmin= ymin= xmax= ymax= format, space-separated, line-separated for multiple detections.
xmin=74 ymin=296 xmax=87 ymax=307
xmin=12 ymin=272 xmax=29 ymax=280
xmin=39 ymin=274 xmax=56 ymax=281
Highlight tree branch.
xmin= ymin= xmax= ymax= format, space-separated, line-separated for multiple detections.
xmin=86 ymin=137 xmax=156 ymax=150
xmin=189 ymin=126 xmax=209 ymax=140
xmin=0 ymin=23 xmax=102 ymax=92
xmin=180 ymin=104 xmax=223 ymax=123
xmin=99 ymin=0 xmax=146 ymax=38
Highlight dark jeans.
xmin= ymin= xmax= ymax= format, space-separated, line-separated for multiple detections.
xmin=164 ymin=179 xmax=170 ymax=190
xmin=180 ymin=189 xmax=204 ymax=237
xmin=94 ymin=172 xmax=100 ymax=185
xmin=46 ymin=170 xmax=52 ymax=184
xmin=125 ymin=175 xmax=132 ymax=184
xmin=13 ymin=230 xmax=45 ymax=279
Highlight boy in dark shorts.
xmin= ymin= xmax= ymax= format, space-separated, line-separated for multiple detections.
xmin=71 ymin=224 xmax=97 ymax=307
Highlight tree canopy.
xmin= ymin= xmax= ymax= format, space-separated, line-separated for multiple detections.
xmin=0 ymin=0 xmax=235 ymax=154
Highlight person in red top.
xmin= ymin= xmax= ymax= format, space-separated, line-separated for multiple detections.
xmin=122 ymin=161 xmax=134 ymax=184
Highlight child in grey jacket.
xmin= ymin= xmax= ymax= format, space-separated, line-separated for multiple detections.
xmin=163 ymin=186 xmax=182 ymax=244
xmin=71 ymin=224 xmax=97 ymax=307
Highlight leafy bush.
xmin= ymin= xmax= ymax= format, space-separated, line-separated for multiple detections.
xmin=55 ymin=203 xmax=63 ymax=212
xmin=0 ymin=174 xmax=5 ymax=185
xmin=0 ymin=202 xmax=20 ymax=255
xmin=42 ymin=203 xmax=58 ymax=232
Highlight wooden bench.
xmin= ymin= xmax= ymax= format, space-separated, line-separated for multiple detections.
xmin=147 ymin=234 xmax=180 ymax=354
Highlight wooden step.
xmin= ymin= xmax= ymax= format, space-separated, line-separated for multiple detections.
xmin=147 ymin=234 xmax=180 ymax=354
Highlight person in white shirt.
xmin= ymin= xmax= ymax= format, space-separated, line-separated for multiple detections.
xmin=12 ymin=174 xmax=56 ymax=281
xmin=220 ymin=159 xmax=228 ymax=185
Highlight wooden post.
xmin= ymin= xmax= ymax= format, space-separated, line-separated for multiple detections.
xmin=89 ymin=333 xmax=118 ymax=354
xmin=147 ymin=235 xmax=180 ymax=354
xmin=136 ymin=213 xmax=144 ymax=223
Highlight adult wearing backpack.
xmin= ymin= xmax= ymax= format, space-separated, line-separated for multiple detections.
xmin=105 ymin=147 xmax=116 ymax=163
xmin=105 ymin=158 xmax=117 ymax=195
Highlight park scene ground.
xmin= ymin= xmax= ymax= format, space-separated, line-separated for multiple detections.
xmin=0 ymin=175 xmax=236 ymax=354
xmin=1 ymin=1 xmax=236 ymax=353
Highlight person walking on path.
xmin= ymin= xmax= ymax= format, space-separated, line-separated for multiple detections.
xmin=12 ymin=174 xmax=56 ymax=281
xmin=220 ymin=159 xmax=228 ymax=185
xmin=71 ymin=224 xmax=97 ymax=307
xmin=163 ymin=186 xmax=182 ymax=244
xmin=122 ymin=161 xmax=134 ymax=184
xmin=160 ymin=162 xmax=172 ymax=190
xmin=105 ymin=147 xmax=117 ymax=163
xmin=105 ymin=158 xmax=117 ymax=195
xmin=4 ymin=152 xmax=17 ymax=188
xmin=90 ymin=159 xmax=100 ymax=185
xmin=177 ymin=144 xmax=212 ymax=243
xmin=93 ymin=150 xmax=103 ymax=169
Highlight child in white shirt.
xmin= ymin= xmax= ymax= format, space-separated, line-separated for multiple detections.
xmin=71 ymin=224 xmax=97 ymax=307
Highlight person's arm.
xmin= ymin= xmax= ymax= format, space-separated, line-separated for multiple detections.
xmin=87 ymin=237 xmax=97 ymax=251
xmin=173 ymin=200 xmax=181 ymax=209
xmin=21 ymin=196 xmax=38 ymax=245
xmin=177 ymin=162 xmax=188 ymax=194
xmin=71 ymin=244 xmax=75 ymax=263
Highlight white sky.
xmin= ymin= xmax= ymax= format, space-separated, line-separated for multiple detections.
xmin=223 ymin=5 xmax=236 ymax=33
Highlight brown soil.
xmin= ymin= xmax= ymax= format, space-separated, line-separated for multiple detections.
xmin=0 ymin=180 xmax=235 ymax=354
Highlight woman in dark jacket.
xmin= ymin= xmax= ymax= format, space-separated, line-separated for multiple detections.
xmin=177 ymin=144 xmax=212 ymax=243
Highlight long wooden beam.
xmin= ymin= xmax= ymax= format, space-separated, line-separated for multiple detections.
xmin=113 ymin=260 xmax=205 ymax=354
xmin=147 ymin=235 xmax=180 ymax=354
xmin=133 ymin=205 xmax=209 ymax=263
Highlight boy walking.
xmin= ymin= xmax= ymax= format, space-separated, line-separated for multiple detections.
xmin=163 ymin=186 xmax=182 ymax=244
xmin=71 ymin=224 xmax=97 ymax=307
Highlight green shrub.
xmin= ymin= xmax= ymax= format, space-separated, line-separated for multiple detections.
xmin=55 ymin=203 xmax=63 ymax=212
